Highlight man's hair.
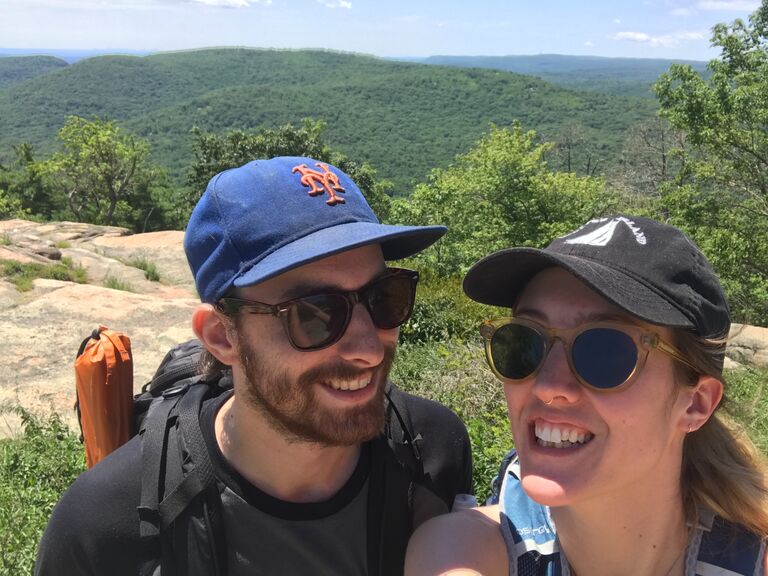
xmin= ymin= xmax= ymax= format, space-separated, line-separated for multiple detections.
xmin=198 ymin=348 xmax=228 ymax=380
xmin=675 ymin=329 xmax=768 ymax=536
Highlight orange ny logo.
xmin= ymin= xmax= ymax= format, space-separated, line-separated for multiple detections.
xmin=292 ymin=163 xmax=346 ymax=206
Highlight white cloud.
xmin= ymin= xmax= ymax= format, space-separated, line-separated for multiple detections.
xmin=613 ymin=18 xmax=621 ymax=24
xmin=584 ymin=40 xmax=594 ymax=47
xmin=613 ymin=29 xmax=706 ymax=47
xmin=697 ymin=0 xmax=760 ymax=10
xmin=316 ymin=0 xmax=352 ymax=8
xmin=671 ymin=7 xmax=696 ymax=16
xmin=192 ymin=0 xmax=252 ymax=7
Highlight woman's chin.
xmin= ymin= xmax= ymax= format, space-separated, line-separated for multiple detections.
xmin=521 ymin=475 xmax=573 ymax=508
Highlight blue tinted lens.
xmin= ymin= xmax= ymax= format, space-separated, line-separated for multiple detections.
xmin=572 ymin=328 xmax=638 ymax=389
xmin=491 ymin=323 xmax=546 ymax=380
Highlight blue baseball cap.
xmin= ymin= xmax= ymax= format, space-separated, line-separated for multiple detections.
xmin=184 ymin=156 xmax=447 ymax=303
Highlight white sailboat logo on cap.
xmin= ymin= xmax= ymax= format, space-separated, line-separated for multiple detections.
xmin=564 ymin=217 xmax=646 ymax=246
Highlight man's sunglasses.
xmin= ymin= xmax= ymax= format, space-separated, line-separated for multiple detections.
xmin=480 ymin=317 xmax=699 ymax=392
xmin=216 ymin=268 xmax=419 ymax=351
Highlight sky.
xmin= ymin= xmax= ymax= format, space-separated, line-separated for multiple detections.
xmin=0 ymin=0 xmax=763 ymax=61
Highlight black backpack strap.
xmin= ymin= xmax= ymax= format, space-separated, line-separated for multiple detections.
xmin=137 ymin=389 xmax=180 ymax=540
xmin=161 ymin=382 xmax=227 ymax=576
xmin=366 ymin=435 xmax=413 ymax=576
xmin=137 ymin=380 xmax=227 ymax=576
xmin=385 ymin=385 xmax=424 ymax=478
xmin=137 ymin=387 xmax=182 ymax=576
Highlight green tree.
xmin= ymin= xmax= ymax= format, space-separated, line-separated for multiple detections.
xmin=188 ymin=118 xmax=392 ymax=221
xmin=0 ymin=143 xmax=63 ymax=221
xmin=653 ymin=0 xmax=768 ymax=324
xmin=41 ymin=116 xmax=157 ymax=227
xmin=391 ymin=123 xmax=616 ymax=276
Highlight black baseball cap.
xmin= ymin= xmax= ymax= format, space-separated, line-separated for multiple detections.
xmin=463 ymin=215 xmax=730 ymax=338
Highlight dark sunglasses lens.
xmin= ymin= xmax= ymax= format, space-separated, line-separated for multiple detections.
xmin=365 ymin=275 xmax=415 ymax=329
xmin=491 ymin=323 xmax=546 ymax=380
xmin=573 ymin=328 xmax=638 ymax=389
xmin=285 ymin=294 xmax=350 ymax=349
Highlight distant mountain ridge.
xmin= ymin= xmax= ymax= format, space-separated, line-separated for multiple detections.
xmin=0 ymin=55 xmax=68 ymax=90
xmin=0 ymin=48 xmax=659 ymax=191
xmin=397 ymin=54 xmax=710 ymax=98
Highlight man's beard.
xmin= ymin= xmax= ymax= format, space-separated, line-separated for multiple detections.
xmin=237 ymin=337 xmax=394 ymax=446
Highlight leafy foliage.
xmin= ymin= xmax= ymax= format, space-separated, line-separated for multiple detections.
xmin=0 ymin=143 xmax=62 ymax=220
xmin=391 ymin=341 xmax=510 ymax=502
xmin=38 ymin=116 xmax=159 ymax=227
xmin=392 ymin=123 xmax=617 ymax=275
xmin=653 ymin=0 xmax=768 ymax=325
xmin=188 ymin=119 xmax=392 ymax=221
xmin=399 ymin=271 xmax=498 ymax=345
xmin=0 ymin=409 xmax=85 ymax=575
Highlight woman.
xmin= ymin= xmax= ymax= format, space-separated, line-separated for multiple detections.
xmin=405 ymin=215 xmax=768 ymax=576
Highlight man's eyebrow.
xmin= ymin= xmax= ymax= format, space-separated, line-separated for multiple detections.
xmin=277 ymin=268 xmax=389 ymax=301
xmin=277 ymin=282 xmax=338 ymax=301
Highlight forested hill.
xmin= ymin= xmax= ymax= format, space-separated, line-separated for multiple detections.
xmin=0 ymin=55 xmax=68 ymax=90
xmin=404 ymin=54 xmax=709 ymax=98
xmin=0 ymin=48 xmax=657 ymax=191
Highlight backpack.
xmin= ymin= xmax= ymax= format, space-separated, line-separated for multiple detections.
xmin=76 ymin=331 xmax=473 ymax=576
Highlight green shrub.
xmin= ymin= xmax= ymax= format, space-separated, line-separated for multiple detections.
xmin=392 ymin=340 xmax=511 ymax=502
xmin=726 ymin=366 xmax=768 ymax=454
xmin=128 ymin=257 xmax=160 ymax=282
xmin=103 ymin=275 xmax=134 ymax=292
xmin=0 ymin=409 xmax=85 ymax=575
xmin=400 ymin=272 xmax=502 ymax=345
xmin=0 ymin=257 xmax=87 ymax=291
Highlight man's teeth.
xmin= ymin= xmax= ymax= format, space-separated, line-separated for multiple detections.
xmin=327 ymin=377 xmax=371 ymax=391
xmin=535 ymin=423 xmax=592 ymax=448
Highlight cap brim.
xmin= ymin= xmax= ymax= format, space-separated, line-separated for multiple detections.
xmin=463 ymin=248 xmax=695 ymax=330
xmin=233 ymin=222 xmax=446 ymax=289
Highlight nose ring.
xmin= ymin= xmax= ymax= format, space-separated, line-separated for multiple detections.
xmin=544 ymin=398 xmax=553 ymax=405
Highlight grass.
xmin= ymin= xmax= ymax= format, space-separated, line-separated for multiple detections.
xmin=128 ymin=256 xmax=160 ymax=282
xmin=0 ymin=257 xmax=87 ymax=291
xmin=103 ymin=275 xmax=135 ymax=292
xmin=53 ymin=241 xmax=71 ymax=249
xmin=0 ymin=235 xmax=11 ymax=246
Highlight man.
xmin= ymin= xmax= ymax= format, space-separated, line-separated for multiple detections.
xmin=35 ymin=157 xmax=474 ymax=576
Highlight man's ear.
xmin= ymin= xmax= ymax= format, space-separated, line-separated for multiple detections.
xmin=682 ymin=374 xmax=724 ymax=433
xmin=192 ymin=304 xmax=239 ymax=366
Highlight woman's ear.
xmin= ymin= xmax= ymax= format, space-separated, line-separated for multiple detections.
xmin=682 ymin=375 xmax=723 ymax=433
xmin=192 ymin=304 xmax=238 ymax=366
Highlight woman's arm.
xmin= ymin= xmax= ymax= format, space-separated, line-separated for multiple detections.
xmin=405 ymin=505 xmax=507 ymax=576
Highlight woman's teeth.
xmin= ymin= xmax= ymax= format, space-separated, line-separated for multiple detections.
xmin=535 ymin=423 xmax=593 ymax=448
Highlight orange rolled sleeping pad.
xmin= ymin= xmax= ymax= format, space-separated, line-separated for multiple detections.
xmin=74 ymin=326 xmax=134 ymax=468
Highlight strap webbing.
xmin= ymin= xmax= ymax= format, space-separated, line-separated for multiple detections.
xmin=138 ymin=394 xmax=178 ymax=538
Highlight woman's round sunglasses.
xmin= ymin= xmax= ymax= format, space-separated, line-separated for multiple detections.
xmin=216 ymin=268 xmax=418 ymax=351
xmin=480 ymin=317 xmax=699 ymax=392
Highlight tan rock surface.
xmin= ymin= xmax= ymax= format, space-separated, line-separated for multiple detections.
xmin=0 ymin=220 xmax=198 ymax=438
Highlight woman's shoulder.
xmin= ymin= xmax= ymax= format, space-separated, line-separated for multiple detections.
xmin=405 ymin=505 xmax=507 ymax=576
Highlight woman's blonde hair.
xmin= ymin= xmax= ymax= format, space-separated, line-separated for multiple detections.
xmin=676 ymin=330 xmax=768 ymax=536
